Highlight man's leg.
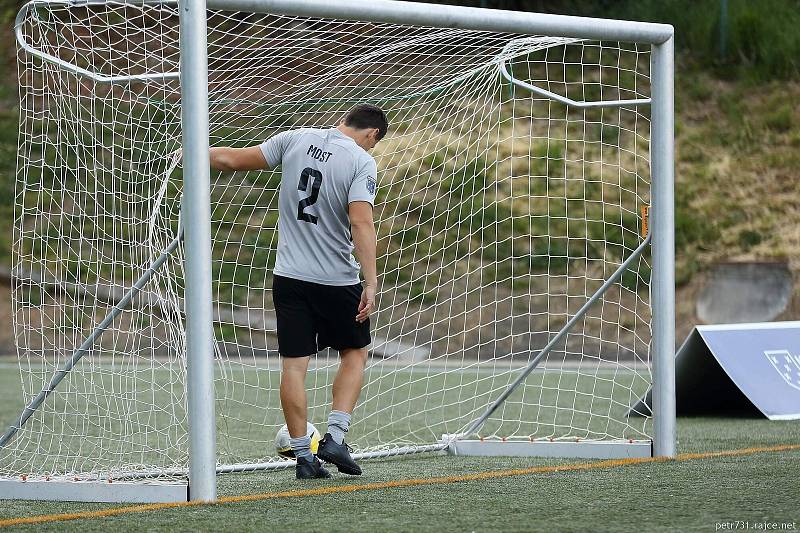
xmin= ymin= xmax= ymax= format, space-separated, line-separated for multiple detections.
xmin=281 ymin=354 xmax=330 ymax=479
xmin=273 ymin=275 xmax=329 ymax=479
xmin=315 ymin=280 xmax=371 ymax=475
xmin=326 ymin=347 xmax=368 ymax=445
xmin=317 ymin=347 xmax=368 ymax=475
xmin=280 ymin=355 xmax=311 ymax=440
xmin=332 ymin=347 xmax=368 ymax=413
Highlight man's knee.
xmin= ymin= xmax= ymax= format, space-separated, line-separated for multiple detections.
xmin=340 ymin=347 xmax=368 ymax=365
xmin=281 ymin=355 xmax=311 ymax=376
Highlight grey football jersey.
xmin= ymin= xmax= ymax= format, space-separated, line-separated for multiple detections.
xmin=259 ymin=128 xmax=378 ymax=286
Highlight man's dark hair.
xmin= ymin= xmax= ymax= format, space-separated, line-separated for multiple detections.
xmin=341 ymin=104 xmax=389 ymax=141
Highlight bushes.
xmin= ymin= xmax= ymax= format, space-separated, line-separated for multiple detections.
xmin=724 ymin=0 xmax=800 ymax=79
xmin=606 ymin=0 xmax=800 ymax=81
xmin=432 ymin=0 xmax=800 ymax=81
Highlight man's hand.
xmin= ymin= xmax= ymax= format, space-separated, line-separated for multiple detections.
xmin=356 ymin=283 xmax=376 ymax=323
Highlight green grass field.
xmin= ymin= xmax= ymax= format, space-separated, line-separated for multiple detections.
xmin=0 ymin=361 xmax=797 ymax=532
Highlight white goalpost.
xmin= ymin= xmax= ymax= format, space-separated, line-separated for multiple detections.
xmin=1 ymin=0 xmax=675 ymax=503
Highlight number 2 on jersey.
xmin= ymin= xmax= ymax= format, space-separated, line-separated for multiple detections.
xmin=297 ymin=167 xmax=323 ymax=224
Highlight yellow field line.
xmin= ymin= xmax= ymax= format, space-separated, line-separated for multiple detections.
xmin=2 ymin=443 xmax=799 ymax=528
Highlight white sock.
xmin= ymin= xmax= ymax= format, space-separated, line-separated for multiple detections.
xmin=290 ymin=435 xmax=312 ymax=460
xmin=327 ymin=410 xmax=351 ymax=445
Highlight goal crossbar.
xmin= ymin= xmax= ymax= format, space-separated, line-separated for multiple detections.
xmin=208 ymin=0 xmax=674 ymax=44
xmin=18 ymin=0 xmax=674 ymax=43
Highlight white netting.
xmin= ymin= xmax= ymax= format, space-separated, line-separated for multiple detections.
xmin=2 ymin=2 xmax=653 ymax=481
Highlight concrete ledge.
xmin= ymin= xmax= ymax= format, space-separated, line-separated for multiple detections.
xmin=0 ymin=479 xmax=188 ymax=503
xmin=443 ymin=438 xmax=652 ymax=459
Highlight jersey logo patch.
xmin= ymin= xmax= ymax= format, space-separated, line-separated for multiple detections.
xmin=366 ymin=176 xmax=376 ymax=195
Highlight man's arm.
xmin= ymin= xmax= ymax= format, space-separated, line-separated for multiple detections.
xmin=209 ymin=145 xmax=269 ymax=172
xmin=349 ymin=201 xmax=378 ymax=323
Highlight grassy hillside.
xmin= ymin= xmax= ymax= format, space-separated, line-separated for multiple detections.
xmin=673 ymin=74 xmax=799 ymax=281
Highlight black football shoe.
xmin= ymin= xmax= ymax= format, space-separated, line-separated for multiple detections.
xmin=295 ymin=455 xmax=331 ymax=479
xmin=316 ymin=433 xmax=362 ymax=475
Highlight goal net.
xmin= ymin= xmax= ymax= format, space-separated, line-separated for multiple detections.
xmin=2 ymin=1 xmax=654 ymax=484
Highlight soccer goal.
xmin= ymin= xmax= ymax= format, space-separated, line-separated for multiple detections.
xmin=1 ymin=0 xmax=675 ymax=502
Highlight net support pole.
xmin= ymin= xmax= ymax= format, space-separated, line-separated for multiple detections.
xmin=459 ymin=233 xmax=652 ymax=439
xmin=180 ymin=0 xmax=217 ymax=501
xmin=650 ymin=35 xmax=676 ymax=458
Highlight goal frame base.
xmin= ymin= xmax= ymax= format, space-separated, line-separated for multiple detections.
xmin=442 ymin=437 xmax=652 ymax=459
xmin=0 ymin=479 xmax=188 ymax=503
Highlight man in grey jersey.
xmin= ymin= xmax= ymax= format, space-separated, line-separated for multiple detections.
xmin=208 ymin=104 xmax=388 ymax=479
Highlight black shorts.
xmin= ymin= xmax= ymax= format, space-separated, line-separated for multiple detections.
xmin=272 ymin=274 xmax=371 ymax=357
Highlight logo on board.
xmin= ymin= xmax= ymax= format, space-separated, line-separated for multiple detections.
xmin=764 ymin=350 xmax=800 ymax=391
